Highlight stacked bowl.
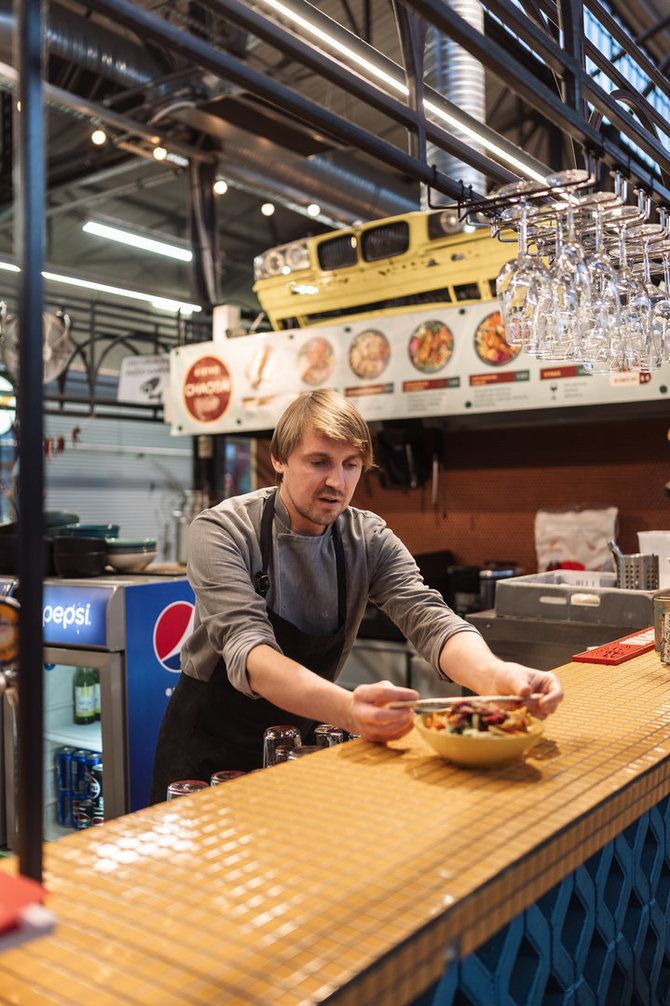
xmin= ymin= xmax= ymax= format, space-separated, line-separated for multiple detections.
xmin=105 ymin=538 xmax=157 ymax=572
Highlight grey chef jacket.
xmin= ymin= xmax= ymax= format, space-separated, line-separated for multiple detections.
xmin=181 ymin=487 xmax=479 ymax=695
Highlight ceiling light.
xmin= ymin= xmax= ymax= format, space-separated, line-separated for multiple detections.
xmin=152 ymin=145 xmax=168 ymax=161
xmin=40 ymin=269 xmax=201 ymax=314
xmin=261 ymin=202 xmax=276 ymax=216
xmin=213 ymin=178 xmax=229 ymax=195
xmin=83 ymin=220 xmax=193 ymax=262
xmin=0 ymin=258 xmax=201 ymax=314
xmin=90 ymin=128 xmax=107 ymax=146
xmin=306 ymin=203 xmax=321 ymax=217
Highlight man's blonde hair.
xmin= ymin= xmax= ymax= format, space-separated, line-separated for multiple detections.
xmin=271 ymin=390 xmax=374 ymax=475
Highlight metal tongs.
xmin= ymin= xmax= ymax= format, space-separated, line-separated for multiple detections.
xmin=387 ymin=693 xmax=543 ymax=713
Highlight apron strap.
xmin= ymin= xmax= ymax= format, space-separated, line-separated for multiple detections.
xmin=254 ymin=489 xmax=347 ymax=623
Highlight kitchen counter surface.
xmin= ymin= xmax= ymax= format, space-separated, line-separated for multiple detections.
xmin=2 ymin=645 xmax=670 ymax=1004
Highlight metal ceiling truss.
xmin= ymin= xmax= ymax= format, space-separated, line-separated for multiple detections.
xmin=77 ymin=0 xmax=670 ymax=209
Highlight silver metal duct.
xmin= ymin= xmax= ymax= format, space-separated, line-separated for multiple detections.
xmin=0 ymin=0 xmax=418 ymax=224
xmin=423 ymin=0 xmax=486 ymax=205
xmin=0 ymin=0 xmax=171 ymax=90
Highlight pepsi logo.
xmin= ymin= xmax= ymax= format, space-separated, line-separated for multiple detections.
xmin=153 ymin=600 xmax=194 ymax=673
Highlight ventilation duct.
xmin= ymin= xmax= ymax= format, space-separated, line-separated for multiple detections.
xmin=423 ymin=0 xmax=487 ymax=206
xmin=0 ymin=0 xmax=172 ymax=91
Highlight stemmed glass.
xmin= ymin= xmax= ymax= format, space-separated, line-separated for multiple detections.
xmin=628 ymin=223 xmax=666 ymax=372
xmin=495 ymin=181 xmax=551 ymax=349
xmin=653 ymin=242 xmax=670 ymax=364
xmin=604 ymin=206 xmax=648 ymax=371
xmin=579 ymin=192 xmax=622 ymax=373
xmin=544 ymin=197 xmax=592 ymax=361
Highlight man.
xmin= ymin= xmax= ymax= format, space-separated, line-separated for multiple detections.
xmin=150 ymin=389 xmax=562 ymax=800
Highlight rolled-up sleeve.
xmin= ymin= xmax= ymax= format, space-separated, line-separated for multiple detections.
xmin=181 ymin=502 xmax=281 ymax=696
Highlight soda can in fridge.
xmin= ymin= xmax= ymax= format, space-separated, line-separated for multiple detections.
xmin=73 ymin=797 xmax=93 ymax=830
xmin=57 ymin=789 xmax=72 ymax=828
xmin=71 ymin=750 xmax=89 ymax=796
xmin=55 ymin=746 xmax=76 ymax=791
xmin=87 ymin=762 xmax=103 ymax=807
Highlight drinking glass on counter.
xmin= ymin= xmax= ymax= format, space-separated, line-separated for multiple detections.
xmin=167 ymin=779 xmax=208 ymax=800
xmin=287 ymin=746 xmax=322 ymax=760
xmin=263 ymin=725 xmax=301 ymax=767
xmin=314 ymin=723 xmax=347 ymax=747
xmin=210 ymin=770 xmax=246 ymax=785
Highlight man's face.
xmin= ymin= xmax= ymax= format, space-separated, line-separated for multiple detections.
xmin=272 ymin=430 xmax=364 ymax=535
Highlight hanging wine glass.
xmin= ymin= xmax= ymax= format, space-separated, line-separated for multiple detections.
xmin=579 ymin=192 xmax=622 ymax=373
xmin=623 ymin=223 xmax=662 ymax=372
xmin=604 ymin=206 xmax=649 ymax=372
xmin=545 ymin=196 xmax=592 ymax=361
xmin=653 ymin=242 xmax=670 ymax=364
xmin=495 ymin=194 xmax=550 ymax=350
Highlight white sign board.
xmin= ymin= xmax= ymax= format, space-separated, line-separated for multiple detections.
xmin=118 ymin=355 xmax=170 ymax=405
xmin=168 ymin=304 xmax=670 ymax=435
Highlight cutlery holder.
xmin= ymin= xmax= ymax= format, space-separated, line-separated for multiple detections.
xmin=615 ymin=553 xmax=658 ymax=591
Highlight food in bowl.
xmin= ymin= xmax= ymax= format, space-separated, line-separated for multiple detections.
xmin=414 ymin=698 xmax=543 ymax=768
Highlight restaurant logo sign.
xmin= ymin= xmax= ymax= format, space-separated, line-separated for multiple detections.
xmin=182 ymin=353 xmax=232 ymax=425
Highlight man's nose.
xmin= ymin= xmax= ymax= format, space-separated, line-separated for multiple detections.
xmin=324 ymin=465 xmax=345 ymax=489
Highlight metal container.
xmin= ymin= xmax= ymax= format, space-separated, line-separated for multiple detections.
xmin=479 ymin=568 xmax=518 ymax=610
xmin=614 ymin=552 xmax=658 ymax=591
xmin=609 ymin=539 xmax=659 ymax=591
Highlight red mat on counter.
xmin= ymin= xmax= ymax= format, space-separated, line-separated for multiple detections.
xmin=572 ymin=628 xmax=655 ymax=665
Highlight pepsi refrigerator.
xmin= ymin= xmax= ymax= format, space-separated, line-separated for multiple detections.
xmin=1 ymin=572 xmax=194 ymax=847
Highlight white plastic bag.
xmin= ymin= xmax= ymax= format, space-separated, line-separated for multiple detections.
xmin=535 ymin=507 xmax=618 ymax=572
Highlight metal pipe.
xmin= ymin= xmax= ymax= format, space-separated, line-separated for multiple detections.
xmin=15 ymin=0 xmax=44 ymax=884
xmin=424 ymin=0 xmax=487 ymax=202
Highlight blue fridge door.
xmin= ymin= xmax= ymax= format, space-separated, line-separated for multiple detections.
xmin=123 ymin=579 xmax=195 ymax=810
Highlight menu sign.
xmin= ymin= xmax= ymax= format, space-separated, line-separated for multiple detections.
xmin=168 ymin=303 xmax=670 ymax=435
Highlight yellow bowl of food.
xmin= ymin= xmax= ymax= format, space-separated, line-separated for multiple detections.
xmin=414 ymin=699 xmax=544 ymax=768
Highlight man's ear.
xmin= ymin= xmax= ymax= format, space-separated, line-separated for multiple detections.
xmin=270 ymin=454 xmax=283 ymax=475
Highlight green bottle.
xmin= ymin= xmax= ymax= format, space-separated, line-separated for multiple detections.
xmin=93 ymin=668 xmax=100 ymax=721
xmin=73 ymin=666 xmax=96 ymax=725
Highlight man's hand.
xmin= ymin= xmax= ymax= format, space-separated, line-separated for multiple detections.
xmin=489 ymin=662 xmax=563 ymax=719
xmin=349 ymin=681 xmax=419 ymax=742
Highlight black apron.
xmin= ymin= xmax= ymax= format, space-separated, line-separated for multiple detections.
xmin=150 ymin=491 xmax=347 ymax=803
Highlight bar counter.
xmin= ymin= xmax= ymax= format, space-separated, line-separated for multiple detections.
xmin=2 ymin=646 xmax=670 ymax=1005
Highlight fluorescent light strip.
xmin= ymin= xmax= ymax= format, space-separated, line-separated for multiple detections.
xmin=83 ymin=220 xmax=193 ymax=262
xmin=259 ymin=0 xmax=547 ymax=184
xmin=1 ymin=258 xmax=201 ymax=313
xmin=41 ymin=270 xmax=200 ymax=314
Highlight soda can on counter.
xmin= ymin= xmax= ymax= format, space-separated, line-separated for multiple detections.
xmin=57 ymin=789 xmax=72 ymax=828
xmin=55 ymin=746 xmax=76 ymax=790
xmin=70 ymin=750 xmax=89 ymax=796
xmin=72 ymin=797 xmax=93 ymax=830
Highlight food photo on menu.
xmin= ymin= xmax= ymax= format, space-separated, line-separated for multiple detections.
xmin=297 ymin=336 xmax=335 ymax=386
xmin=408 ymin=318 xmax=454 ymax=372
xmin=348 ymin=328 xmax=392 ymax=380
xmin=474 ymin=311 xmax=521 ymax=366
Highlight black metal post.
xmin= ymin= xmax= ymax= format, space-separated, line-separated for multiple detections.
xmin=16 ymin=0 xmax=45 ymax=881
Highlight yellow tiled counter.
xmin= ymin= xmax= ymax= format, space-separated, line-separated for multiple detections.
xmin=2 ymin=648 xmax=670 ymax=1004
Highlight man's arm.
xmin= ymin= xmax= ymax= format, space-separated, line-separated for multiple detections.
xmin=438 ymin=631 xmax=563 ymax=717
xmin=247 ymin=644 xmax=419 ymax=741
